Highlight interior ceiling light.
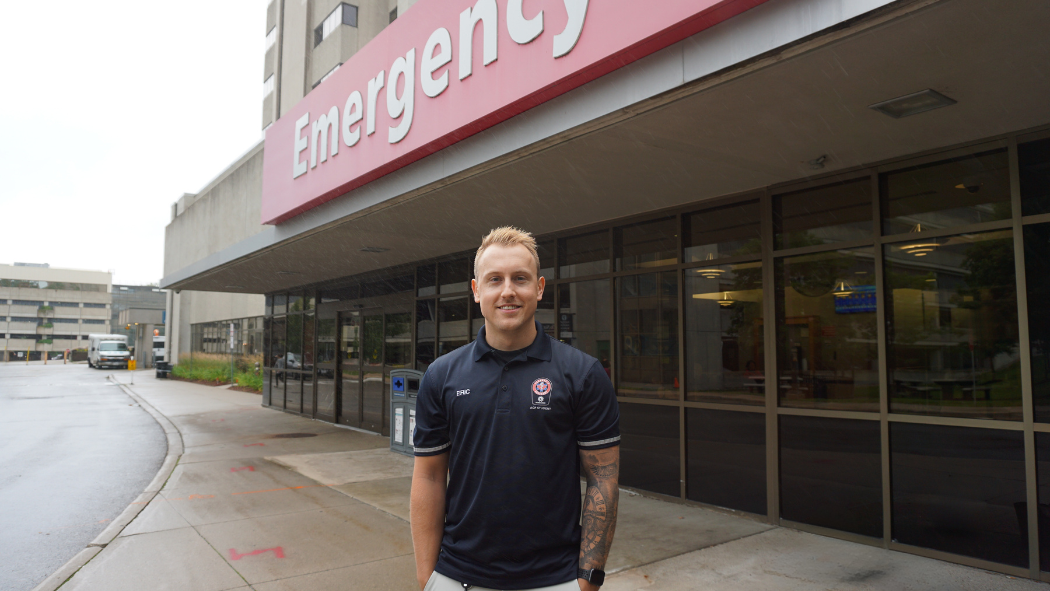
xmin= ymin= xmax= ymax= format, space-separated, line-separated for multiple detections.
xmin=696 ymin=253 xmax=725 ymax=279
xmin=718 ymin=292 xmax=734 ymax=307
xmin=901 ymin=223 xmax=940 ymax=256
xmin=833 ymin=282 xmax=855 ymax=298
xmin=869 ymin=89 xmax=957 ymax=119
xmin=360 ymin=246 xmax=390 ymax=253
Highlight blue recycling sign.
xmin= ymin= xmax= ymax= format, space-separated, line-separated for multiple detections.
xmin=393 ymin=376 xmax=405 ymax=393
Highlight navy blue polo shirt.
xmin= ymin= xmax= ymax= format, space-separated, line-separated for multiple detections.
xmin=413 ymin=321 xmax=620 ymax=589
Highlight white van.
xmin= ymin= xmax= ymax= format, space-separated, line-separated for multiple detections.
xmin=88 ymin=334 xmax=130 ymax=369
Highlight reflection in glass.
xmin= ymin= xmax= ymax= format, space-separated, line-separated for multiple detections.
xmin=287 ymin=314 xmax=303 ymax=361
xmin=265 ymin=295 xmax=273 ymax=316
xmin=286 ymin=372 xmax=302 ymax=413
xmin=559 ymin=281 xmax=611 ymax=373
xmin=416 ymin=300 xmax=435 ymax=370
xmin=537 ymin=240 xmax=555 ymax=282
xmin=302 ymin=313 xmax=315 ymax=415
xmin=362 ymin=314 xmax=385 ymax=433
xmin=616 ymin=217 xmax=678 ymax=271
xmin=686 ymin=409 xmax=765 ymax=514
xmin=885 ymin=231 xmax=1020 ymax=420
xmin=882 ymin=149 xmax=1010 ymax=236
xmin=263 ymin=316 xmax=272 ymax=367
xmin=1035 ymin=433 xmax=1050 ymax=571
xmin=417 ymin=265 xmax=437 ymax=296
xmin=775 ymin=248 xmax=878 ymax=410
xmin=685 ymin=200 xmax=762 ymax=262
xmin=439 ymin=258 xmax=472 ymax=294
xmin=685 ymin=262 xmax=763 ymax=405
xmin=315 ymin=315 xmax=337 ymax=420
xmin=438 ymin=297 xmax=469 ymax=356
xmin=271 ymin=316 xmax=287 ymax=368
xmin=774 ymin=179 xmax=871 ymax=249
xmin=780 ymin=416 xmax=882 ymax=538
xmin=262 ymin=369 xmax=272 ymax=406
xmin=339 ymin=312 xmax=361 ymax=426
xmin=560 ymin=231 xmax=609 ymax=278
xmin=385 ymin=312 xmax=412 ymax=367
xmin=619 ymin=273 xmax=678 ymax=399
xmin=1027 ymin=224 xmax=1050 ymax=422
xmin=288 ymin=294 xmax=304 ymax=313
xmin=1021 ymin=138 xmax=1050 ymax=216
xmin=619 ymin=403 xmax=680 ymax=497
xmin=273 ymin=293 xmax=287 ymax=315
xmin=891 ymin=423 xmax=1027 ymax=567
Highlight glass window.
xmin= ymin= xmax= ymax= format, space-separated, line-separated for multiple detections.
xmin=265 ymin=294 xmax=273 ymax=316
xmin=1036 ymin=433 xmax=1050 ymax=571
xmin=438 ymin=297 xmax=469 ymax=356
xmin=1021 ymin=137 xmax=1050 ymax=216
xmin=315 ymin=314 xmax=337 ymax=420
xmin=273 ymin=294 xmax=287 ymax=315
xmin=774 ymin=179 xmax=872 ymax=249
xmin=891 ymin=423 xmax=1026 ymax=567
xmin=618 ymin=272 xmax=679 ymax=400
xmin=537 ymin=240 xmax=555 ymax=282
xmin=322 ymin=284 xmax=358 ymax=303
xmin=1027 ymin=223 xmax=1050 ymax=422
xmin=303 ymin=293 xmax=315 ymax=311
xmin=780 ymin=416 xmax=882 ymax=538
xmin=685 ymin=262 xmax=764 ymax=405
xmin=271 ymin=316 xmax=287 ymax=367
xmin=775 ymin=248 xmax=878 ymax=410
xmin=416 ymin=300 xmax=435 ymax=370
xmin=439 ymin=258 xmax=472 ymax=294
xmin=619 ymin=403 xmax=680 ymax=497
xmin=559 ymin=280 xmax=611 ymax=373
xmin=303 ymin=313 xmax=315 ymax=369
xmin=560 ymin=231 xmax=609 ymax=278
xmin=285 ymin=372 xmax=303 ymax=413
xmin=882 ymin=149 xmax=1011 ymax=236
xmin=417 ymin=265 xmax=436 ymax=297
xmin=684 ymin=200 xmax=762 ymax=262
xmin=686 ymin=408 xmax=765 ymax=514
xmin=385 ymin=312 xmax=412 ymax=367
xmin=616 ymin=217 xmax=678 ymax=271
xmin=287 ymin=313 xmax=303 ymax=364
xmin=885 ymin=230 xmax=1020 ymax=420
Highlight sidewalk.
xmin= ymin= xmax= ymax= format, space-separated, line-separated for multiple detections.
xmin=48 ymin=371 xmax=1048 ymax=591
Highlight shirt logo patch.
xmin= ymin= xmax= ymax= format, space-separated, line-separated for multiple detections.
xmin=531 ymin=378 xmax=553 ymax=406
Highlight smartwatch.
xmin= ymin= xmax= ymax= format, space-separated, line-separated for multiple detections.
xmin=577 ymin=568 xmax=606 ymax=586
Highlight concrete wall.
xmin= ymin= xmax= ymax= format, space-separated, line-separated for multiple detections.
xmin=169 ymin=290 xmax=265 ymax=359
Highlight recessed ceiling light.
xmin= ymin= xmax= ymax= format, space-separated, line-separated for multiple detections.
xmin=869 ymin=89 xmax=956 ymax=119
xmin=360 ymin=246 xmax=390 ymax=253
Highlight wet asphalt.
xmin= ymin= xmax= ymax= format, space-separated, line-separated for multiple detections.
xmin=0 ymin=363 xmax=166 ymax=591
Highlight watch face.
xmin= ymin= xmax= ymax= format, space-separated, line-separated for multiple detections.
xmin=589 ymin=569 xmax=605 ymax=586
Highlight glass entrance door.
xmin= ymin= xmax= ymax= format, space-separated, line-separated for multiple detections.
xmin=338 ymin=311 xmax=362 ymax=427
xmin=361 ymin=313 xmax=385 ymax=433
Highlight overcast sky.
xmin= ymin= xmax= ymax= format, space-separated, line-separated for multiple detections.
xmin=0 ymin=1 xmax=266 ymax=286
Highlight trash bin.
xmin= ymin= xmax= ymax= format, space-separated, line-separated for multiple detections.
xmin=390 ymin=369 xmax=424 ymax=457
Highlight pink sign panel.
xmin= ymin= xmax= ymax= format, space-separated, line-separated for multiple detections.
xmin=261 ymin=0 xmax=770 ymax=224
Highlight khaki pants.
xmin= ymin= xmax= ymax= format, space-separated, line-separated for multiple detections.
xmin=424 ymin=571 xmax=580 ymax=591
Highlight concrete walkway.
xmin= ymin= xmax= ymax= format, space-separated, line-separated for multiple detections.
xmin=46 ymin=371 xmax=1049 ymax=591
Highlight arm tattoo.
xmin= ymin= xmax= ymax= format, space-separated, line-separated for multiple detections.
xmin=579 ymin=448 xmax=619 ymax=571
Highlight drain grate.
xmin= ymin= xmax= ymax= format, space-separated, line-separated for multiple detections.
xmin=269 ymin=433 xmax=318 ymax=439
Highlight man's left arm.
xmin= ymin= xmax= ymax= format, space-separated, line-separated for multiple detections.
xmin=578 ymin=445 xmax=619 ymax=591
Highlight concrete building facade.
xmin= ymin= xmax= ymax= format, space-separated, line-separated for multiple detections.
xmin=163 ymin=0 xmax=1050 ymax=581
xmin=0 ymin=263 xmax=112 ymax=361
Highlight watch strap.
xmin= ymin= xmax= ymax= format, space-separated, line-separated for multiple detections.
xmin=577 ymin=568 xmax=606 ymax=586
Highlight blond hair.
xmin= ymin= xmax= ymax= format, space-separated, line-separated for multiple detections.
xmin=474 ymin=226 xmax=540 ymax=279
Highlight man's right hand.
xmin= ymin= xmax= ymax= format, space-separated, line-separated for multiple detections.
xmin=410 ymin=453 xmax=449 ymax=591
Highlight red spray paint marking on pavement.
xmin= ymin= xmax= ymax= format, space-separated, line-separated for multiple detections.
xmin=231 ymin=466 xmax=256 ymax=472
xmin=229 ymin=547 xmax=285 ymax=561
xmin=243 ymin=443 xmax=265 ymax=447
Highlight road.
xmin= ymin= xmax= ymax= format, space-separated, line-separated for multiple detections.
xmin=0 ymin=363 xmax=166 ymax=591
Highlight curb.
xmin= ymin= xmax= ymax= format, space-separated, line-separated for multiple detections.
xmin=30 ymin=375 xmax=185 ymax=591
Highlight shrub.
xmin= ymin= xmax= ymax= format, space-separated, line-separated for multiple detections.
xmin=172 ymin=352 xmax=264 ymax=392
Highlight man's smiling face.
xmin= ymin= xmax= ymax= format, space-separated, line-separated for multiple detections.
xmin=472 ymin=243 xmax=545 ymax=343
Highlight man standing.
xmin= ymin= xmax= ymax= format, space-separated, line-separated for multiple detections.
xmin=411 ymin=227 xmax=620 ymax=591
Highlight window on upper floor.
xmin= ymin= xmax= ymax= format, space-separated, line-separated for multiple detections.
xmin=263 ymin=74 xmax=275 ymax=97
xmin=83 ymin=303 xmax=107 ymax=309
xmin=265 ymin=26 xmax=277 ymax=52
xmin=53 ymin=301 xmax=80 ymax=307
xmin=390 ymin=7 xmax=397 ymax=23
xmin=314 ymin=3 xmax=358 ymax=47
